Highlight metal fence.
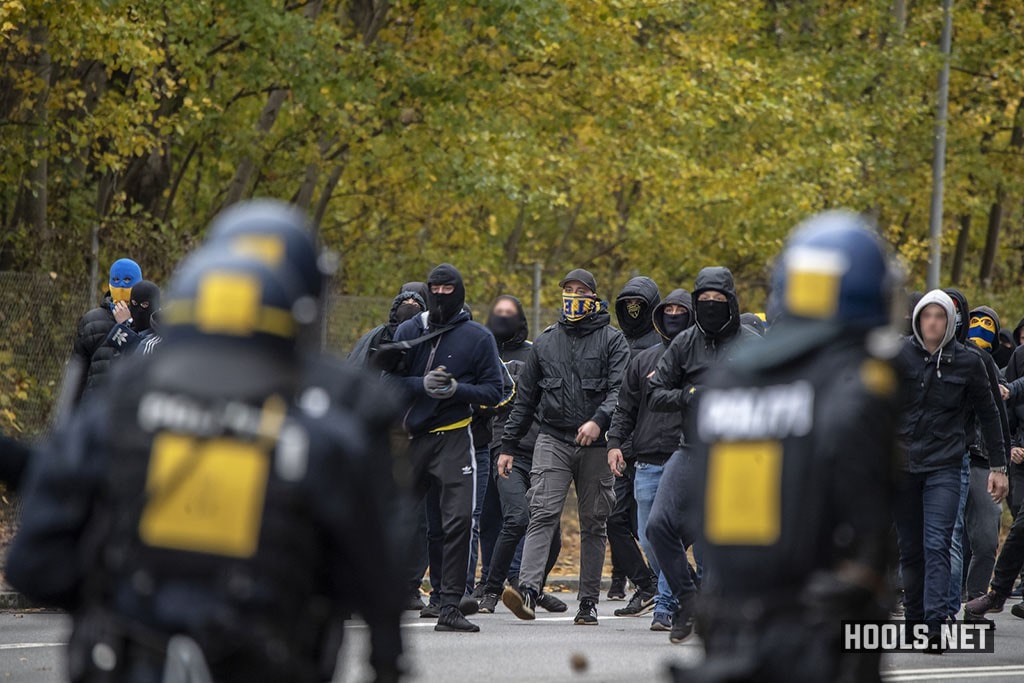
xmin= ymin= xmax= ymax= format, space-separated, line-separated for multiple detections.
xmin=0 ymin=272 xmax=561 ymax=437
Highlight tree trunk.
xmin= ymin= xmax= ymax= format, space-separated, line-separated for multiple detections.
xmin=980 ymin=188 xmax=1006 ymax=286
xmin=950 ymin=213 xmax=970 ymax=285
xmin=223 ymin=0 xmax=325 ymax=208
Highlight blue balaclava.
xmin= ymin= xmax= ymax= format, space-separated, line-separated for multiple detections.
xmin=108 ymin=258 xmax=142 ymax=304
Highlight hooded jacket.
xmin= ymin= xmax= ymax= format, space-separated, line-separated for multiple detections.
xmin=501 ymin=300 xmax=630 ymax=451
xmin=388 ymin=305 xmax=504 ymax=437
xmin=615 ymin=276 xmax=662 ymax=355
xmin=954 ymin=305 xmax=1010 ymax=468
xmin=481 ymin=296 xmax=540 ymax=457
xmin=348 ymin=291 xmax=426 ymax=366
xmin=607 ymin=289 xmax=692 ymax=464
xmin=648 ymin=269 xmax=762 ymax=447
xmin=895 ymin=290 xmax=1006 ymax=472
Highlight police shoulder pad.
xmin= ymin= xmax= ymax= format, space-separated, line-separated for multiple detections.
xmin=858 ymin=357 xmax=897 ymax=397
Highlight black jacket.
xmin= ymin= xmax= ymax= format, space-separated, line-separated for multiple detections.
xmin=348 ymin=291 xmax=425 ymax=366
xmin=649 ymin=268 xmax=762 ymax=447
xmin=502 ymin=306 xmax=630 ymax=450
xmin=71 ymin=296 xmax=117 ymax=401
xmin=895 ymin=291 xmax=1005 ymax=473
xmin=962 ymin=306 xmax=1010 ymax=469
xmin=482 ymin=299 xmax=539 ymax=458
xmin=615 ymin=276 xmax=662 ymax=355
xmin=607 ymin=289 xmax=692 ymax=464
xmin=388 ymin=311 xmax=504 ymax=436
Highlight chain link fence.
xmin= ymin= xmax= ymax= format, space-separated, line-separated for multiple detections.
xmin=0 ymin=272 xmax=561 ymax=437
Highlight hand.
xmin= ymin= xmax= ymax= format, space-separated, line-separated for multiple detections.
xmin=497 ymin=454 xmax=514 ymax=479
xmin=608 ymin=448 xmax=625 ymax=477
xmin=1011 ymin=447 xmax=1024 ymax=465
xmin=1000 ymin=384 xmax=1011 ymax=401
xmin=113 ymin=301 xmax=131 ymax=324
xmin=988 ymin=471 xmax=1009 ymax=504
xmin=423 ymin=366 xmax=457 ymax=399
xmin=576 ymin=420 xmax=601 ymax=447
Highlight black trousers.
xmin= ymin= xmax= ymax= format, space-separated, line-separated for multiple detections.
xmin=991 ymin=497 xmax=1024 ymax=598
xmin=484 ymin=453 xmax=560 ymax=594
xmin=606 ymin=460 xmax=657 ymax=591
xmin=405 ymin=427 xmax=477 ymax=609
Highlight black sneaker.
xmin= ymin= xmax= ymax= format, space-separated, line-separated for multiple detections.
xmin=471 ymin=584 xmax=486 ymax=600
xmin=459 ymin=595 xmax=479 ymax=616
xmin=964 ymin=591 xmax=1006 ymax=616
xmin=607 ymin=577 xmax=627 ymax=601
xmin=435 ymin=606 xmax=480 ymax=632
xmin=964 ymin=610 xmax=996 ymax=630
xmin=574 ymin=599 xmax=599 ymax=625
xmin=479 ymin=593 xmax=500 ymax=614
xmin=406 ymin=594 xmax=426 ymax=611
xmin=1011 ymin=601 xmax=1024 ymax=620
xmin=502 ymin=584 xmax=537 ymax=621
xmin=614 ymin=590 xmax=656 ymax=617
xmin=923 ymin=632 xmax=945 ymax=655
xmin=537 ymin=592 xmax=568 ymax=613
xmin=670 ymin=596 xmax=695 ymax=644
xmin=420 ymin=603 xmax=440 ymax=619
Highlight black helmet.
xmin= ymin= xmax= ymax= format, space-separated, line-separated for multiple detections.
xmin=205 ymin=199 xmax=324 ymax=310
xmin=161 ymin=248 xmax=306 ymax=354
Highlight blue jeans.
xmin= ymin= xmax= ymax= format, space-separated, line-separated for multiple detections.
xmin=467 ymin=447 xmax=490 ymax=593
xmin=635 ymin=461 xmax=677 ymax=617
xmin=947 ymin=454 xmax=970 ymax=617
xmin=893 ymin=466 xmax=962 ymax=631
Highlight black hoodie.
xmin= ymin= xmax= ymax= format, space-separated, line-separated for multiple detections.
xmin=347 ymin=290 xmax=426 ymax=366
xmin=943 ymin=292 xmax=1010 ymax=469
xmin=615 ymin=276 xmax=662 ymax=354
xmin=648 ymin=268 xmax=762 ymax=447
xmin=482 ymin=296 xmax=540 ymax=457
xmin=607 ymin=289 xmax=692 ymax=464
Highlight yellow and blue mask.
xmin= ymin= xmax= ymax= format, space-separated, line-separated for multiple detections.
xmin=968 ymin=315 xmax=997 ymax=351
xmin=108 ymin=258 xmax=142 ymax=305
xmin=562 ymin=293 xmax=600 ymax=322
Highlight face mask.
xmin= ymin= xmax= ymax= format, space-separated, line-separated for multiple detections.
xmin=563 ymin=293 xmax=599 ymax=322
xmin=109 ymin=258 xmax=142 ymax=304
xmin=394 ymin=302 xmax=422 ymax=325
xmin=661 ymin=311 xmax=690 ymax=338
xmin=127 ymin=281 xmax=160 ymax=332
xmin=696 ymin=299 xmax=732 ymax=336
xmin=617 ymin=298 xmax=651 ymax=337
xmin=488 ymin=314 xmax=520 ymax=344
xmin=967 ymin=315 xmax=997 ymax=351
xmin=426 ymin=264 xmax=467 ymax=326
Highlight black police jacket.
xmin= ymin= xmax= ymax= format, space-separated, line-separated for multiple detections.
xmin=6 ymin=349 xmax=401 ymax=683
xmin=501 ymin=310 xmax=630 ymax=450
xmin=686 ymin=329 xmax=900 ymax=601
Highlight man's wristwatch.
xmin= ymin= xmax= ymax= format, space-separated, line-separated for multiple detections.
xmin=991 ymin=466 xmax=1008 ymax=474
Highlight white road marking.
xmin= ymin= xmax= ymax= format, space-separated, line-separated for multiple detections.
xmin=883 ymin=666 xmax=1024 ymax=681
xmin=0 ymin=642 xmax=62 ymax=650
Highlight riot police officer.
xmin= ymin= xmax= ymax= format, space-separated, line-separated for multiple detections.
xmin=8 ymin=223 xmax=403 ymax=682
xmin=673 ymin=211 xmax=902 ymax=683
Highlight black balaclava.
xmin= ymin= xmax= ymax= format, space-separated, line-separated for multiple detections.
xmin=696 ymin=297 xmax=732 ymax=336
xmin=943 ymin=288 xmax=970 ymax=344
xmin=661 ymin=312 xmax=690 ymax=338
xmin=995 ymin=329 xmax=1014 ymax=368
xmin=487 ymin=295 xmax=527 ymax=346
xmin=426 ymin=264 xmax=466 ymax=326
xmin=391 ymin=290 xmax=426 ymax=328
xmin=128 ymin=280 xmax=160 ymax=332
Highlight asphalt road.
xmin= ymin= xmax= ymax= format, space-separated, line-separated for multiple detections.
xmin=2 ymin=604 xmax=1023 ymax=682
